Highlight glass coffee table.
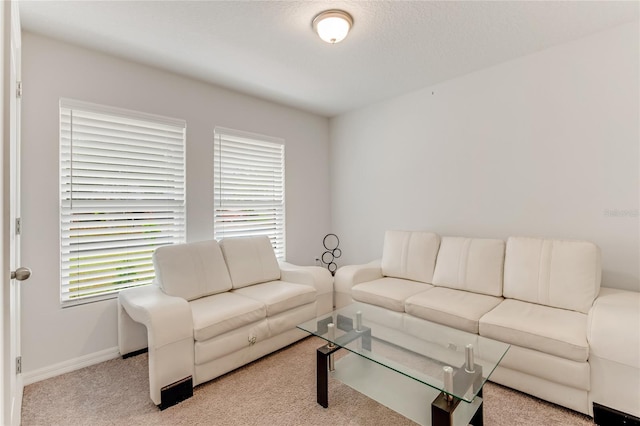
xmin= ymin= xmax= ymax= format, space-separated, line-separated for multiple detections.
xmin=297 ymin=303 xmax=510 ymax=426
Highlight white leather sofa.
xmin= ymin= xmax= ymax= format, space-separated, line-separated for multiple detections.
xmin=334 ymin=230 xmax=640 ymax=420
xmin=118 ymin=236 xmax=333 ymax=408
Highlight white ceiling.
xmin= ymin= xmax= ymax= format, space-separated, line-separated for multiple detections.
xmin=18 ymin=1 xmax=639 ymax=117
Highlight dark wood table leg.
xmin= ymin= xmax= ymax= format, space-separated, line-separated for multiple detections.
xmin=317 ymin=346 xmax=329 ymax=408
xmin=431 ymin=386 xmax=484 ymax=426
xmin=316 ymin=344 xmax=340 ymax=408
xmin=431 ymin=392 xmax=461 ymax=426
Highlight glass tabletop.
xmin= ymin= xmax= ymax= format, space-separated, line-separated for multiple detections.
xmin=297 ymin=302 xmax=510 ymax=403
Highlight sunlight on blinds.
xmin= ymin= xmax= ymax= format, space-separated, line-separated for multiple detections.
xmin=213 ymin=127 xmax=285 ymax=259
xmin=60 ymin=99 xmax=186 ymax=305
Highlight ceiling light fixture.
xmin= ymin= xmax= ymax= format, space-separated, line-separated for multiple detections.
xmin=312 ymin=10 xmax=353 ymax=44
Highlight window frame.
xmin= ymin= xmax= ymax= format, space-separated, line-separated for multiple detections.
xmin=59 ymin=98 xmax=187 ymax=307
xmin=213 ymin=126 xmax=286 ymax=260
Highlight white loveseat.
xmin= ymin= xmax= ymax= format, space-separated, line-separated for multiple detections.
xmin=334 ymin=230 xmax=640 ymax=420
xmin=118 ymin=236 xmax=333 ymax=408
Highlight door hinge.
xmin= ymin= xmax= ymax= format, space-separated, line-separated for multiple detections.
xmin=16 ymin=81 xmax=22 ymax=99
xmin=16 ymin=356 xmax=21 ymax=374
xmin=15 ymin=218 xmax=21 ymax=235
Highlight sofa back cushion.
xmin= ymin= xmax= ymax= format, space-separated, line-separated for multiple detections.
xmin=432 ymin=237 xmax=505 ymax=297
xmin=154 ymin=240 xmax=232 ymax=301
xmin=381 ymin=231 xmax=440 ymax=284
xmin=220 ymin=235 xmax=281 ymax=289
xmin=503 ymin=237 xmax=601 ymax=313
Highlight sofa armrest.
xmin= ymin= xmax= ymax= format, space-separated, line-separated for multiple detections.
xmin=334 ymin=260 xmax=382 ymax=308
xmin=587 ymin=287 xmax=640 ymax=417
xmin=118 ymin=284 xmax=194 ymax=405
xmin=334 ymin=260 xmax=382 ymax=293
xmin=279 ymin=262 xmax=333 ymax=315
xmin=587 ymin=287 xmax=640 ymax=368
xmin=279 ymin=262 xmax=333 ymax=294
xmin=119 ymin=284 xmax=193 ymax=350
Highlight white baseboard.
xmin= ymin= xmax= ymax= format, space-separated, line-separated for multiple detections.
xmin=22 ymin=347 xmax=120 ymax=386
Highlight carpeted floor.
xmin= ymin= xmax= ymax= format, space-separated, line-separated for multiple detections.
xmin=21 ymin=336 xmax=593 ymax=425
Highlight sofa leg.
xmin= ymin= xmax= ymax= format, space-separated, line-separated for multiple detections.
xmin=593 ymin=403 xmax=640 ymax=426
xmin=159 ymin=376 xmax=193 ymax=410
xmin=122 ymin=348 xmax=148 ymax=359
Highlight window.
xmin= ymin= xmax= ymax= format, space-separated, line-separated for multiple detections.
xmin=213 ymin=127 xmax=285 ymax=259
xmin=60 ymin=99 xmax=186 ymax=305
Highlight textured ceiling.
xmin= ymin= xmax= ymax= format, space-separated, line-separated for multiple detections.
xmin=19 ymin=1 xmax=639 ymax=117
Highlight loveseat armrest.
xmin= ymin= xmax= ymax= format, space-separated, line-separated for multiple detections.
xmin=279 ymin=262 xmax=333 ymax=315
xmin=119 ymin=284 xmax=193 ymax=350
xmin=334 ymin=260 xmax=382 ymax=308
xmin=118 ymin=284 xmax=194 ymax=406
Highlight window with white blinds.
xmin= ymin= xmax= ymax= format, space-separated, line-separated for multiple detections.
xmin=60 ymin=99 xmax=186 ymax=306
xmin=213 ymin=127 xmax=285 ymax=259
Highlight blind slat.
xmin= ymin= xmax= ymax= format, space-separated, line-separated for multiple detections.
xmin=62 ymin=256 xmax=153 ymax=273
xmin=63 ymin=264 xmax=156 ymax=285
xmin=60 ymin=101 xmax=186 ymax=305
xmin=214 ymin=129 xmax=285 ymax=260
xmin=61 ymin=242 xmax=172 ymax=261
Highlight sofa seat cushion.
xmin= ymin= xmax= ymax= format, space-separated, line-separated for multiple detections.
xmin=497 ymin=344 xmax=590 ymax=391
xmin=405 ymin=287 xmax=503 ymax=334
xmin=479 ymin=299 xmax=589 ymax=362
xmin=195 ymin=319 xmax=270 ymax=364
xmin=232 ymin=281 xmax=316 ymax=316
xmin=352 ymin=277 xmax=433 ymax=312
xmin=268 ymin=303 xmax=317 ymax=336
xmin=190 ymin=292 xmax=266 ymax=341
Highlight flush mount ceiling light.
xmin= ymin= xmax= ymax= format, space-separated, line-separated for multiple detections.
xmin=312 ymin=10 xmax=353 ymax=44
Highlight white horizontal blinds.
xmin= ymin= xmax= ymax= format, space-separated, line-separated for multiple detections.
xmin=214 ymin=128 xmax=286 ymax=259
xmin=60 ymin=99 xmax=186 ymax=305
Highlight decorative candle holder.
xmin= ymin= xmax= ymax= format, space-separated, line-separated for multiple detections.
xmin=465 ymin=344 xmax=475 ymax=373
xmin=327 ymin=323 xmax=336 ymax=349
xmin=443 ymin=366 xmax=454 ymax=402
xmin=355 ymin=311 xmax=362 ymax=332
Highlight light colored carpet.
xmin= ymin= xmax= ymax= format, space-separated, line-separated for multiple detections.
xmin=21 ymin=336 xmax=593 ymax=425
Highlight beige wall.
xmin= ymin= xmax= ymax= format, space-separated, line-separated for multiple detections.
xmin=330 ymin=22 xmax=639 ymax=292
xmin=19 ymin=32 xmax=330 ymax=375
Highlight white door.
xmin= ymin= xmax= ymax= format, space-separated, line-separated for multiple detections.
xmin=3 ymin=2 xmax=26 ymax=425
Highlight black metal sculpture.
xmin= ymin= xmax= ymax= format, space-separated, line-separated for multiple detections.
xmin=321 ymin=234 xmax=341 ymax=276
